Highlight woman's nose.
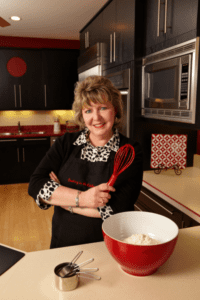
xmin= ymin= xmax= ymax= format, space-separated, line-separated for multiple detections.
xmin=93 ymin=110 xmax=101 ymax=120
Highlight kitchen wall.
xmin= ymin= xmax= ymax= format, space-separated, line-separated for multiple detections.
xmin=0 ymin=35 xmax=80 ymax=127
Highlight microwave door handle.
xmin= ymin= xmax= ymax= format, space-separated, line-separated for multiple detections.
xmin=157 ymin=0 xmax=161 ymax=37
xmin=187 ymin=54 xmax=192 ymax=110
xmin=178 ymin=59 xmax=182 ymax=108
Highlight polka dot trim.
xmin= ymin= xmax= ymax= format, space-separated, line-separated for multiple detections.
xmin=36 ymin=180 xmax=60 ymax=209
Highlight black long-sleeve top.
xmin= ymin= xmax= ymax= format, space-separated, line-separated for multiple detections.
xmin=28 ymin=130 xmax=143 ymax=248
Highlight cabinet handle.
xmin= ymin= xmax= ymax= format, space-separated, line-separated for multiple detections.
xmin=157 ymin=0 xmax=161 ymax=37
xmin=14 ymin=85 xmax=17 ymax=108
xmin=134 ymin=205 xmax=143 ymax=211
xmin=85 ymin=32 xmax=87 ymax=48
xmin=0 ymin=139 xmax=17 ymax=142
xmin=164 ymin=0 xmax=168 ymax=33
xmin=22 ymin=147 xmax=25 ymax=162
xmin=44 ymin=85 xmax=47 ymax=107
xmin=17 ymin=148 xmax=20 ymax=163
xmin=110 ymin=34 xmax=112 ymax=63
xmin=87 ymin=31 xmax=89 ymax=48
xmin=141 ymin=191 xmax=174 ymax=215
xmin=113 ymin=32 xmax=116 ymax=62
xmin=23 ymin=138 xmax=47 ymax=141
xmin=19 ymin=85 xmax=22 ymax=107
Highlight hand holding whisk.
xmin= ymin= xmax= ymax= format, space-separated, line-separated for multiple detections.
xmin=107 ymin=144 xmax=135 ymax=187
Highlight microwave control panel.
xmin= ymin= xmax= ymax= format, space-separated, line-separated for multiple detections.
xmin=180 ymin=63 xmax=189 ymax=107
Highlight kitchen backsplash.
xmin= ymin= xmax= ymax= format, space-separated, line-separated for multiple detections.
xmin=0 ymin=110 xmax=75 ymax=126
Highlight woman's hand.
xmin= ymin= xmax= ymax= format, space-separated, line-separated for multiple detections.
xmin=49 ymin=171 xmax=60 ymax=184
xmin=79 ymin=183 xmax=115 ymax=208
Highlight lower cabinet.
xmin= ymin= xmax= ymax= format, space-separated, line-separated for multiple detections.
xmin=0 ymin=137 xmax=50 ymax=184
xmin=0 ymin=139 xmax=20 ymax=184
xmin=135 ymin=187 xmax=199 ymax=229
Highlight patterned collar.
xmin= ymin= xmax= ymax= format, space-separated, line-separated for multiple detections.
xmin=73 ymin=128 xmax=120 ymax=153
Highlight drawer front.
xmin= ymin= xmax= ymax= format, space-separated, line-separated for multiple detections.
xmin=137 ymin=187 xmax=182 ymax=228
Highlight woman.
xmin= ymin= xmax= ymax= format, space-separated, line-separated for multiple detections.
xmin=28 ymin=75 xmax=143 ymax=249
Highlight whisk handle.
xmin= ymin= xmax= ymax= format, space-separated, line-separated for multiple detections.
xmin=107 ymin=174 xmax=117 ymax=187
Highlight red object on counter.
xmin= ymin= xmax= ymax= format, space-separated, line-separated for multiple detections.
xmin=151 ymin=134 xmax=187 ymax=169
xmin=102 ymin=211 xmax=179 ymax=276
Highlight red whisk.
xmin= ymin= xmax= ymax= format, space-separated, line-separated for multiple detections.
xmin=107 ymin=144 xmax=135 ymax=186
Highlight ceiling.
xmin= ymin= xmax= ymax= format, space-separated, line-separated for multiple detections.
xmin=0 ymin=0 xmax=108 ymax=40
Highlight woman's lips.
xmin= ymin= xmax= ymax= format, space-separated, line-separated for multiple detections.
xmin=94 ymin=123 xmax=105 ymax=128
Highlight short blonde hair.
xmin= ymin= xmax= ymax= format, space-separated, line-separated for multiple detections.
xmin=72 ymin=75 xmax=123 ymax=130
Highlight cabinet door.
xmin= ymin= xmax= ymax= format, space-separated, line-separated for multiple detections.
xmin=17 ymin=50 xmax=44 ymax=110
xmin=80 ymin=28 xmax=88 ymax=54
xmin=87 ymin=13 xmax=103 ymax=48
xmin=145 ymin=0 xmax=166 ymax=50
xmin=138 ymin=188 xmax=182 ymax=228
xmin=182 ymin=213 xmax=200 ymax=228
xmin=0 ymin=50 xmax=19 ymax=110
xmin=20 ymin=138 xmax=50 ymax=183
xmin=0 ymin=139 xmax=20 ymax=184
xmin=166 ymin=0 xmax=198 ymax=41
xmin=116 ymin=0 xmax=135 ymax=64
xmin=42 ymin=49 xmax=79 ymax=110
xmin=102 ymin=0 xmax=117 ymax=70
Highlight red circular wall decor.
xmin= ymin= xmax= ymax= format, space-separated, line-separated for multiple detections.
xmin=7 ymin=57 xmax=27 ymax=77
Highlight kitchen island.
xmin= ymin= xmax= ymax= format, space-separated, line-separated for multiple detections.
xmin=1 ymin=226 xmax=200 ymax=300
xmin=142 ymin=161 xmax=200 ymax=224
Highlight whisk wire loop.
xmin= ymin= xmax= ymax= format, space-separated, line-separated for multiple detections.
xmin=107 ymin=144 xmax=135 ymax=186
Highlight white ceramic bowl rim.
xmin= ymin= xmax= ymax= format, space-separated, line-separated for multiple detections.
xmin=102 ymin=211 xmax=179 ymax=246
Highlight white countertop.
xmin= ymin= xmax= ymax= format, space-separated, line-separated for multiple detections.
xmin=143 ymin=161 xmax=200 ymax=223
xmin=1 ymin=226 xmax=200 ymax=300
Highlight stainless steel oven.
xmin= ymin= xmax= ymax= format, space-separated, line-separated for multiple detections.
xmin=105 ymin=69 xmax=131 ymax=138
xmin=142 ymin=38 xmax=199 ymax=124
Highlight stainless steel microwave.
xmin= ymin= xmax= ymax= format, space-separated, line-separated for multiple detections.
xmin=142 ymin=38 xmax=199 ymax=123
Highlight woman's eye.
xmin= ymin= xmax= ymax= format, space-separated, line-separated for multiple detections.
xmin=85 ymin=109 xmax=91 ymax=114
xmin=100 ymin=106 xmax=107 ymax=111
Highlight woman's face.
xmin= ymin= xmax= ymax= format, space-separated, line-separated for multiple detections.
xmin=82 ymin=100 xmax=116 ymax=142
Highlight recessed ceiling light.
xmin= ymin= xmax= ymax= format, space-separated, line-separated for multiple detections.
xmin=10 ymin=16 xmax=21 ymax=21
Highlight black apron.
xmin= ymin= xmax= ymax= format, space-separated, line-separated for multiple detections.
xmin=50 ymin=145 xmax=115 ymax=249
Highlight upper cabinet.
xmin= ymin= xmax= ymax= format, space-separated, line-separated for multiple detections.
xmin=80 ymin=13 xmax=103 ymax=54
xmin=0 ymin=49 xmax=44 ymax=110
xmin=79 ymin=0 xmax=136 ymax=70
xmin=0 ymin=48 xmax=79 ymax=111
xmin=42 ymin=49 xmax=79 ymax=110
xmin=145 ymin=0 xmax=199 ymax=54
xmin=102 ymin=0 xmax=136 ymax=69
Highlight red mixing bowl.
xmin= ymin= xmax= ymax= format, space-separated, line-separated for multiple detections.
xmin=102 ymin=211 xmax=179 ymax=276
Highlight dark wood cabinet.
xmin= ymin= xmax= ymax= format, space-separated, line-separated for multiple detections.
xmin=135 ymin=187 xmax=199 ymax=229
xmin=0 ymin=49 xmax=44 ymax=110
xmin=20 ymin=137 xmax=50 ymax=183
xmin=80 ymin=13 xmax=103 ymax=54
xmin=116 ymin=0 xmax=135 ymax=64
xmin=0 ymin=48 xmax=79 ymax=111
xmin=42 ymin=49 xmax=79 ymax=110
xmin=102 ymin=0 xmax=136 ymax=70
xmin=79 ymin=0 xmax=136 ymax=70
xmin=0 ymin=137 xmax=50 ymax=184
xmin=0 ymin=139 xmax=20 ymax=184
xmin=145 ymin=0 xmax=199 ymax=54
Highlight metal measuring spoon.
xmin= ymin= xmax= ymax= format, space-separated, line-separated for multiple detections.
xmin=76 ymin=272 xmax=101 ymax=280
xmin=58 ymin=251 xmax=83 ymax=277
xmin=65 ymin=258 xmax=95 ymax=277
